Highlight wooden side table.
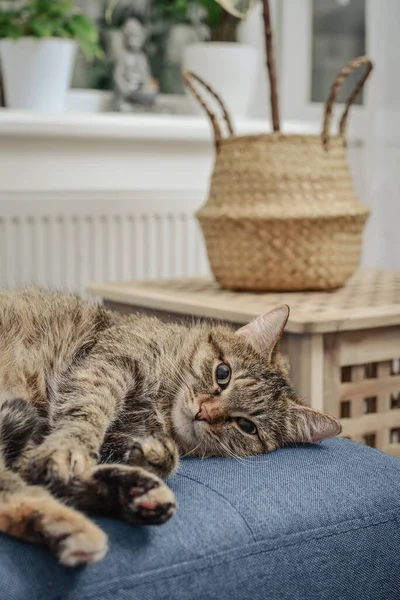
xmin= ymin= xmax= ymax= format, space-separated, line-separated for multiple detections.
xmin=88 ymin=270 xmax=400 ymax=456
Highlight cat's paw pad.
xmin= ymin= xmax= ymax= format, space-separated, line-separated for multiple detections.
xmin=128 ymin=479 xmax=177 ymax=525
xmin=92 ymin=465 xmax=177 ymax=525
xmin=127 ymin=435 xmax=179 ymax=479
xmin=26 ymin=442 xmax=97 ymax=484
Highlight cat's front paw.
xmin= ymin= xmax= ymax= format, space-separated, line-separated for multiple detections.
xmin=24 ymin=438 xmax=97 ymax=485
xmin=126 ymin=435 xmax=179 ymax=479
xmin=0 ymin=489 xmax=108 ymax=567
xmin=36 ymin=499 xmax=108 ymax=566
xmin=89 ymin=464 xmax=177 ymax=525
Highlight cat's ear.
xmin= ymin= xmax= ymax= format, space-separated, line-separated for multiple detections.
xmin=288 ymin=401 xmax=342 ymax=443
xmin=235 ymin=305 xmax=289 ymax=358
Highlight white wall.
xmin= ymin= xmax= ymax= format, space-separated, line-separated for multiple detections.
xmin=362 ymin=0 xmax=400 ymax=270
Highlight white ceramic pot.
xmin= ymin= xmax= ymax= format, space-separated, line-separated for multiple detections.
xmin=0 ymin=38 xmax=77 ymax=112
xmin=182 ymin=42 xmax=259 ymax=118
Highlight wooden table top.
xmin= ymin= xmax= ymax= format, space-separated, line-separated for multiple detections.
xmin=87 ymin=269 xmax=400 ymax=334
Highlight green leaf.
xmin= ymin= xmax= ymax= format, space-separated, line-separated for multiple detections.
xmin=0 ymin=0 xmax=102 ymax=56
xmin=30 ymin=15 xmax=58 ymax=37
xmin=78 ymin=37 xmax=104 ymax=60
xmin=0 ymin=10 xmax=25 ymax=39
xmin=32 ymin=0 xmax=73 ymax=18
xmin=67 ymin=14 xmax=99 ymax=43
xmin=199 ymin=0 xmax=223 ymax=27
xmin=53 ymin=24 xmax=72 ymax=38
xmin=0 ymin=24 xmax=23 ymax=39
xmin=172 ymin=0 xmax=190 ymax=14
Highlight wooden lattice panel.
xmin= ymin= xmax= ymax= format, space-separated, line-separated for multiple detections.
xmin=88 ymin=269 xmax=400 ymax=334
xmin=338 ymin=360 xmax=400 ymax=456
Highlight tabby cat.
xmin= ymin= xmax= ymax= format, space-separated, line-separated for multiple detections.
xmin=0 ymin=289 xmax=341 ymax=566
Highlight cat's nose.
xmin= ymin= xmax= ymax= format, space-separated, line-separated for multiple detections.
xmin=194 ymin=403 xmax=211 ymax=423
xmin=194 ymin=401 xmax=223 ymax=423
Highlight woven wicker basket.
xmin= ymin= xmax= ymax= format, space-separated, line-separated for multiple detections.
xmin=183 ymin=57 xmax=373 ymax=292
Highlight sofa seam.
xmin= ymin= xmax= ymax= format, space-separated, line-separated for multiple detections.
xmin=119 ymin=514 xmax=400 ymax=595
xmin=176 ymin=472 xmax=256 ymax=542
xmin=80 ymin=508 xmax=400 ymax=599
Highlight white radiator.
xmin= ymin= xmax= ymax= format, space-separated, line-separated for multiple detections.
xmin=0 ymin=190 xmax=209 ymax=296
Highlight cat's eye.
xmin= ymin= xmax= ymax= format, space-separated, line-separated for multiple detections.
xmin=216 ymin=363 xmax=231 ymax=388
xmin=236 ymin=418 xmax=257 ymax=435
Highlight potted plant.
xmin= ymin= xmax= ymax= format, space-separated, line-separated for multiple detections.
xmin=0 ymin=0 xmax=102 ymax=112
xmin=148 ymin=0 xmax=255 ymax=111
xmin=180 ymin=0 xmax=257 ymax=116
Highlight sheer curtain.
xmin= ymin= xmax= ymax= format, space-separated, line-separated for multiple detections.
xmin=362 ymin=0 xmax=400 ymax=270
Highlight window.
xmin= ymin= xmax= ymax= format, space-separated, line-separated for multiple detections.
xmin=311 ymin=0 xmax=365 ymax=104
xmin=279 ymin=0 xmax=367 ymax=139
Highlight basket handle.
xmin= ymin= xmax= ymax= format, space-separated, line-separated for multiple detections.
xmin=182 ymin=71 xmax=234 ymax=147
xmin=322 ymin=56 xmax=373 ymax=150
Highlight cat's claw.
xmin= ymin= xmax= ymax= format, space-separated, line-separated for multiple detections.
xmin=24 ymin=440 xmax=97 ymax=485
xmin=125 ymin=435 xmax=179 ymax=479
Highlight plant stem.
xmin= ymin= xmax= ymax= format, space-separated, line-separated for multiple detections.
xmin=262 ymin=0 xmax=280 ymax=132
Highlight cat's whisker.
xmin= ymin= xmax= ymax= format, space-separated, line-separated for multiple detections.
xmin=207 ymin=432 xmax=248 ymax=465
xmin=209 ymin=432 xmax=267 ymax=467
xmin=180 ymin=440 xmax=203 ymax=458
xmin=160 ymin=354 xmax=193 ymax=395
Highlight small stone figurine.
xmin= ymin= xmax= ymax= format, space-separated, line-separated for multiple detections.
xmin=113 ymin=18 xmax=158 ymax=112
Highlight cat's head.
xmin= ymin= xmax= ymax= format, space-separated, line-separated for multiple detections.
xmin=171 ymin=306 xmax=341 ymax=457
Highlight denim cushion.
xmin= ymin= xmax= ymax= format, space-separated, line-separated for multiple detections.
xmin=1 ymin=438 xmax=400 ymax=600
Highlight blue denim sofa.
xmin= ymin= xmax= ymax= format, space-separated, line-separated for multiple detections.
xmin=1 ymin=438 xmax=400 ymax=600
